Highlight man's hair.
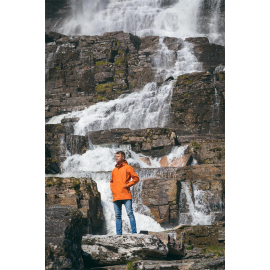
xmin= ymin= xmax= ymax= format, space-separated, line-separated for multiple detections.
xmin=116 ymin=151 xmax=125 ymax=159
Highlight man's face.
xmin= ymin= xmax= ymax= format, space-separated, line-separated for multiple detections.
xmin=116 ymin=153 xmax=124 ymax=164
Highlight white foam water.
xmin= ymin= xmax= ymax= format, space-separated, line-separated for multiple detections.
xmin=52 ymin=0 xmax=224 ymax=45
xmin=179 ymin=182 xmax=214 ymax=225
xmin=47 ymin=39 xmax=202 ymax=131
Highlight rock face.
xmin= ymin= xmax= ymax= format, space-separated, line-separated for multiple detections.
xmin=45 ymin=177 xmax=105 ymax=234
xmin=45 ymin=126 xmax=89 ymax=171
xmin=45 ymin=205 xmax=84 ymax=270
xmin=82 ymin=234 xmax=168 ymax=267
xmin=169 ymin=71 xmax=225 ymax=134
xmin=137 ymin=177 xmax=180 ymax=226
xmin=46 ymin=31 xmax=224 ymax=119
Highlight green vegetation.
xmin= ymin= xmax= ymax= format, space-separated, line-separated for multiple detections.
xmin=116 ymin=70 xmax=125 ymax=74
xmin=183 ymin=92 xmax=190 ymax=97
xmin=96 ymin=61 xmax=107 ymax=66
xmin=203 ymin=246 xmax=225 ymax=257
xmin=97 ymin=96 xmax=106 ymax=101
xmin=186 ymin=246 xmax=193 ymax=250
xmin=46 ymin=178 xmax=54 ymax=187
xmin=127 ymin=260 xmax=136 ymax=270
xmin=184 ymin=80 xmax=192 ymax=85
xmin=95 ymin=83 xmax=114 ymax=93
xmin=118 ymin=49 xmax=125 ymax=54
xmin=115 ymin=56 xmax=125 ymax=66
xmin=192 ymin=142 xmax=202 ymax=149
xmin=71 ymin=178 xmax=80 ymax=190
xmin=203 ymin=158 xmax=210 ymax=164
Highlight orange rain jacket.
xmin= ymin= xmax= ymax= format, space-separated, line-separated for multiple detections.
xmin=110 ymin=160 xmax=140 ymax=202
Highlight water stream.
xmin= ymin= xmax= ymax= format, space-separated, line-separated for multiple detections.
xmin=51 ymin=0 xmax=224 ymax=45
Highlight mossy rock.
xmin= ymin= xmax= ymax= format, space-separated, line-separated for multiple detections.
xmin=116 ymin=70 xmax=125 ymax=74
xmin=203 ymin=158 xmax=211 ymax=164
xmin=203 ymin=246 xmax=225 ymax=257
xmin=71 ymin=179 xmax=80 ymax=190
xmin=127 ymin=260 xmax=136 ymax=270
xmin=192 ymin=142 xmax=202 ymax=149
xmin=115 ymin=56 xmax=125 ymax=66
xmin=184 ymin=80 xmax=192 ymax=85
xmin=97 ymin=96 xmax=106 ymax=101
xmin=95 ymin=83 xmax=114 ymax=94
xmin=96 ymin=61 xmax=107 ymax=67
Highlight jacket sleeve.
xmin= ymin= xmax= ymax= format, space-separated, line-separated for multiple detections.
xmin=126 ymin=166 xmax=139 ymax=188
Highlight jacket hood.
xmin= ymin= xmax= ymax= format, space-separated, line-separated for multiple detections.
xmin=115 ymin=160 xmax=128 ymax=168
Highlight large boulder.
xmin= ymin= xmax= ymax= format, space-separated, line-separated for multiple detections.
xmin=81 ymin=234 xmax=168 ymax=267
xmin=45 ymin=177 xmax=105 ymax=234
xmin=45 ymin=206 xmax=84 ymax=270
xmin=132 ymin=177 xmax=180 ymax=227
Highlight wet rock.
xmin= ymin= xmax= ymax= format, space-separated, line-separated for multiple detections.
xmin=185 ymin=37 xmax=225 ymax=71
xmin=133 ymin=177 xmax=180 ymax=226
xmin=169 ymin=71 xmax=225 ymax=135
xmin=45 ymin=177 xmax=105 ymax=234
xmin=163 ymin=36 xmax=183 ymax=51
xmin=81 ymin=234 xmax=168 ymax=267
xmin=46 ymin=32 xmax=224 ymax=119
xmin=45 ymin=205 xmax=84 ymax=270
xmin=159 ymin=154 xmax=193 ymax=167
xmin=61 ymin=117 xmax=80 ymax=123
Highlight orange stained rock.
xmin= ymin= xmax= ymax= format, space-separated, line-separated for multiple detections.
xmin=139 ymin=157 xmax=151 ymax=165
xmin=110 ymin=160 xmax=140 ymax=202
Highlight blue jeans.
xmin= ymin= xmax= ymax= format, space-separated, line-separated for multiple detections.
xmin=113 ymin=199 xmax=137 ymax=235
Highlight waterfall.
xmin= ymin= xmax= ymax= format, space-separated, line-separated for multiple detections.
xmin=46 ymin=35 xmax=217 ymax=233
xmin=179 ymin=182 xmax=218 ymax=225
xmin=47 ymin=38 xmax=202 ymax=130
xmin=51 ymin=0 xmax=224 ymax=45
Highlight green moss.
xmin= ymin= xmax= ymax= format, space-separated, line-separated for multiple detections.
xmin=115 ymin=56 xmax=125 ymax=66
xmin=127 ymin=260 xmax=136 ymax=270
xmin=71 ymin=179 xmax=80 ymax=190
xmin=186 ymin=246 xmax=193 ymax=250
xmin=177 ymin=75 xmax=189 ymax=79
xmin=192 ymin=142 xmax=202 ymax=149
xmin=183 ymin=92 xmax=190 ymax=97
xmin=203 ymin=246 xmax=225 ymax=257
xmin=95 ymin=83 xmax=114 ymax=93
xmin=55 ymin=178 xmax=63 ymax=187
xmin=118 ymin=49 xmax=125 ymax=54
xmin=203 ymin=158 xmax=210 ymax=164
xmin=46 ymin=178 xmax=54 ymax=187
xmin=96 ymin=61 xmax=107 ymax=66
xmin=218 ymin=73 xmax=225 ymax=81
xmin=184 ymin=80 xmax=192 ymax=85
xmin=97 ymin=96 xmax=106 ymax=101
xmin=116 ymin=70 xmax=125 ymax=74
xmin=117 ymin=40 xmax=120 ymax=46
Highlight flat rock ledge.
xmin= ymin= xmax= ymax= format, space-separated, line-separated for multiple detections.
xmin=88 ymin=257 xmax=225 ymax=270
xmin=82 ymin=234 xmax=168 ymax=267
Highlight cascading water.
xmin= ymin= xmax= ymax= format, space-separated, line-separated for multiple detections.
xmin=46 ymin=36 xmax=214 ymax=233
xmin=47 ymin=38 xmax=202 ymax=129
xmin=51 ymin=0 xmax=224 ymax=45
xmin=179 ymin=182 xmax=214 ymax=225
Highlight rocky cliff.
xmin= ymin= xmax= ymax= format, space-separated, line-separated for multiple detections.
xmin=45 ymin=26 xmax=225 ymax=270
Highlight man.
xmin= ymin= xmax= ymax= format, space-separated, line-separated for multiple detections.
xmin=110 ymin=151 xmax=140 ymax=235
